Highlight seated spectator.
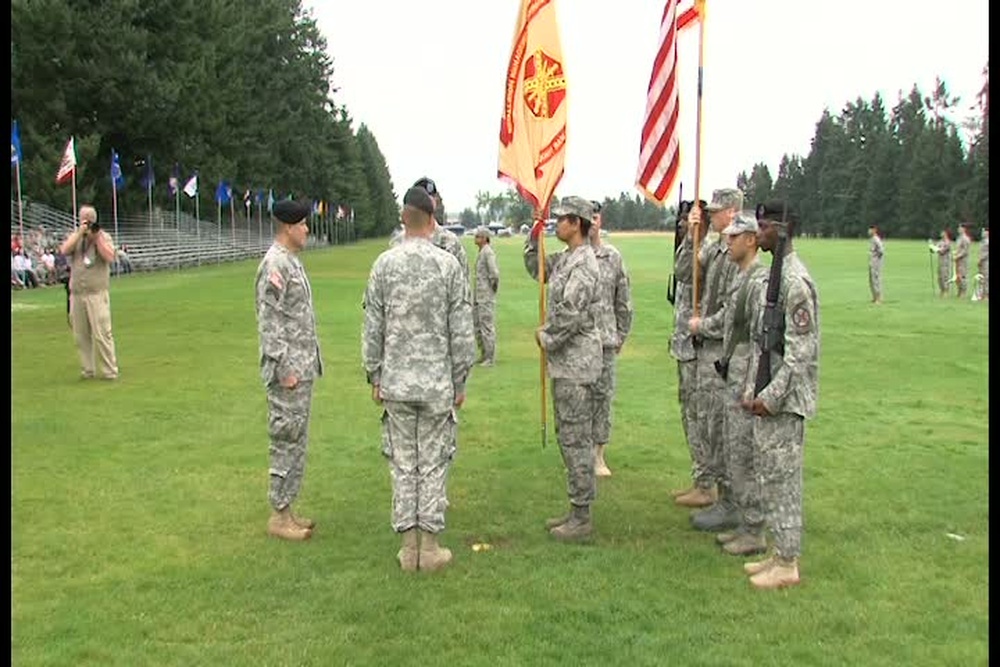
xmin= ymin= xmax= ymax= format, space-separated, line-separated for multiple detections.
xmin=13 ymin=250 xmax=39 ymax=288
xmin=41 ymin=248 xmax=57 ymax=285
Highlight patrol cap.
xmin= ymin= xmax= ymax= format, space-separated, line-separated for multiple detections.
xmin=474 ymin=226 xmax=490 ymax=238
xmin=272 ymin=199 xmax=311 ymax=224
xmin=550 ymin=196 xmax=594 ymax=222
xmin=705 ymin=188 xmax=745 ymax=212
xmin=591 ymin=200 xmax=603 ymax=213
xmin=721 ymin=212 xmax=759 ymax=236
xmin=403 ymin=186 xmax=435 ymax=216
xmin=412 ymin=176 xmax=439 ymax=198
xmin=755 ymin=200 xmax=798 ymax=224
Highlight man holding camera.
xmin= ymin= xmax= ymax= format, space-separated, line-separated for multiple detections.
xmin=59 ymin=204 xmax=119 ymax=380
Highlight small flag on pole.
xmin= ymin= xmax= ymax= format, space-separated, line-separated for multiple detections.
xmin=169 ymin=163 xmax=181 ymax=195
xmin=55 ymin=137 xmax=76 ymax=185
xmin=140 ymin=155 xmax=155 ymax=192
xmin=111 ymin=150 xmax=126 ymax=189
xmin=11 ymin=121 xmax=22 ymax=168
xmin=183 ymin=172 xmax=199 ymax=198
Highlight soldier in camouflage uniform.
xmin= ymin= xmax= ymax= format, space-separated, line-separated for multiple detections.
xmin=669 ymin=200 xmax=707 ymax=502
xmin=679 ymin=189 xmax=744 ymax=533
xmin=524 ymin=196 xmax=603 ymax=541
xmin=977 ymin=227 xmax=989 ymax=300
xmin=588 ymin=202 xmax=633 ymax=477
xmin=473 ymin=226 xmax=500 ymax=366
xmin=392 ymin=177 xmax=470 ymax=297
xmin=255 ymin=200 xmax=323 ymax=542
xmin=363 ymin=186 xmax=476 ymax=572
xmin=741 ymin=200 xmax=820 ymax=590
xmin=713 ymin=213 xmax=769 ymax=557
xmin=954 ymin=223 xmax=972 ymax=298
xmin=868 ymin=225 xmax=884 ymax=304
xmin=929 ymin=229 xmax=952 ymax=297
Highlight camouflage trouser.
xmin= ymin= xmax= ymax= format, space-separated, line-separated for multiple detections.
xmin=982 ymin=261 xmax=989 ymax=298
xmin=723 ymin=349 xmax=762 ymax=528
xmin=753 ymin=412 xmax=804 ymax=559
xmin=473 ymin=300 xmax=496 ymax=363
xmin=553 ymin=378 xmax=596 ymax=507
xmin=381 ymin=399 xmax=457 ymax=534
xmin=693 ymin=341 xmax=726 ymax=490
xmin=938 ymin=263 xmax=950 ymax=294
xmin=956 ymin=262 xmax=969 ymax=297
xmin=592 ymin=347 xmax=617 ymax=446
xmin=267 ymin=380 xmax=314 ymax=511
xmin=677 ymin=358 xmax=699 ymax=479
xmin=869 ymin=261 xmax=882 ymax=300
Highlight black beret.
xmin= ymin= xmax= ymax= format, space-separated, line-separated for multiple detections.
xmin=412 ymin=176 xmax=439 ymax=198
xmin=590 ymin=200 xmax=603 ymax=213
xmin=755 ymin=200 xmax=798 ymax=224
xmin=403 ymin=186 xmax=435 ymax=216
xmin=678 ymin=199 xmax=709 ymax=217
xmin=273 ymin=199 xmax=311 ymax=224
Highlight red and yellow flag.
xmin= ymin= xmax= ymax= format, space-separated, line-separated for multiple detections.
xmin=497 ymin=0 xmax=567 ymax=215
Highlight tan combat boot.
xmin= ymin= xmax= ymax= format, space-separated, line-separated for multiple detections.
xmin=750 ymin=556 xmax=800 ymax=589
xmin=670 ymin=485 xmax=697 ymax=498
xmin=674 ymin=485 xmax=717 ymax=508
xmin=397 ymin=529 xmax=419 ymax=572
xmin=290 ymin=508 xmax=315 ymax=530
xmin=550 ymin=505 xmax=593 ymax=541
xmin=743 ymin=551 xmax=777 ymax=576
xmin=715 ymin=529 xmax=742 ymax=545
xmin=595 ymin=445 xmax=612 ymax=478
xmin=267 ymin=507 xmax=312 ymax=541
xmin=723 ymin=532 xmax=768 ymax=556
xmin=418 ymin=530 xmax=453 ymax=572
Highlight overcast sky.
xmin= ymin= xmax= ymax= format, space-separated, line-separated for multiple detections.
xmin=308 ymin=0 xmax=989 ymax=215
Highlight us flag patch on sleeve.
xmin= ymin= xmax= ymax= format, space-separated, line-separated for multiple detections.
xmin=268 ymin=270 xmax=284 ymax=290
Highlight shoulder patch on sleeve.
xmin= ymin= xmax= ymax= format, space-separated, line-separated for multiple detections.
xmin=268 ymin=270 xmax=284 ymax=291
xmin=791 ymin=302 xmax=812 ymax=332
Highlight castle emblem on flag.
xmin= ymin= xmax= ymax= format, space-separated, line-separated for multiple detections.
xmin=523 ymin=50 xmax=566 ymax=119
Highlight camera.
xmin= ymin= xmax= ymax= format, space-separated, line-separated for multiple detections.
xmin=86 ymin=220 xmax=101 ymax=232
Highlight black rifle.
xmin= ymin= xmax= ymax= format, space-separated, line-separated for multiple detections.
xmin=667 ymin=182 xmax=684 ymax=305
xmin=753 ymin=205 xmax=788 ymax=397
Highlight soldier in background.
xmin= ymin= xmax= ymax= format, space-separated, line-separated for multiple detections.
xmin=868 ymin=225 xmax=884 ymax=304
xmin=363 ymin=186 xmax=475 ymax=572
xmin=472 ymin=226 xmax=500 ymax=367
xmin=254 ymin=200 xmax=323 ymax=542
xmin=741 ymin=200 xmax=820 ymax=590
xmin=588 ymin=201 xmax=633 ymax=477
xmin=954 ymin=223 xmax=972 ymax=298
xmin=977 ymin=227 xmax=989 ymax=301
xmin=929 ymin=229 xmax=952 ymax=297
xmin=524 ymin=196 xmax=602 ymax=541
xmin=393 ymin=177 xmax=470 ymax=294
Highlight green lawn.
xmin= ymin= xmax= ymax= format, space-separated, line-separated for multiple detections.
xmin=12 ymin=233 xmax=989 ymax=666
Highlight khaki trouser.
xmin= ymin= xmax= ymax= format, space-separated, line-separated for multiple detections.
xmin=71 ymin=290 xmax=119 ymax=379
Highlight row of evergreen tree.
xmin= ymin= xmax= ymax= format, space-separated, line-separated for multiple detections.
xmin=735 ymin=74 xmax=989 ymax=239
xmin=11 ymin=0 xmax=401 ymax=239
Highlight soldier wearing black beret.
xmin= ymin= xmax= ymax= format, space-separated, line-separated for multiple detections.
xmin=255 ymin=198 xmax=323 ymax=541
xmin=739 ymin=198 xmax=819 ymax=589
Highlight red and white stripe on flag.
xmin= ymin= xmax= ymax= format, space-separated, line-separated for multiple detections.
xmin=636 ymin=0 xmax=681 ymax=206
xmin=55 ymin=137 xmax=76 ymax=185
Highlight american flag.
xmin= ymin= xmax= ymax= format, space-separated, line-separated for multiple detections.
xmin=55 ymin=137 xmax=76 ymax=185
xmin=636 ymin=0 xmax=682 ymax=206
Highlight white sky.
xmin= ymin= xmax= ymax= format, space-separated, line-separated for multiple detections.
xmin=309 ymin=0 xmax=989 ymax=215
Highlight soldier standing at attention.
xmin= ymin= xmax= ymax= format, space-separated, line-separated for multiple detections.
xmin=682 ymin=188 xmax=744 ymax=534
xmin=472 ymin=226 xmax=500 ymax=367
xmin=954 ymin=223 xmax=972 ymax=298
xmin=394 ymin=177 xmax=470 ymax=294
xmin=713 ymin=213 xmax=769 ymax=557
xmin=524 ymin=196 xmax=603 ymax=541
xmin=588 ymin=201 xmax=634 ymax=478
xmin=741 ymin=200 xmax=820 ymax=590
xmin=363 ymin=186 xmax=476 ymax=572
xmin=868 ymin=225 xmax=884 ymax=304
xmin=255 ymin=200 xmax=323 ymax=542
xmin=977 ymin=227 xmax=989 ymax=300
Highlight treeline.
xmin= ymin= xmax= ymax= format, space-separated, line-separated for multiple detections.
xmin=11 ymin=0 xmax=399 ymax=238
xmin=735 ymin=73 xmax=989 ymax=239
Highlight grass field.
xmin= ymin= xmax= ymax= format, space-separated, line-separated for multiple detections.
xmin=11 ymin=232 xmax=989 ymax=666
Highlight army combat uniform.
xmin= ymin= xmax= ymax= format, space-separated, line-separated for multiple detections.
xmin=255 ymin=242 xmax=323 ymax=517
xmin=473 ymin=237 xmax=500 ymax=365
xmin=869 ymin=233 xmax=884 ymax=302
xmin=591 ymin=239 xmax=633 ymax=457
